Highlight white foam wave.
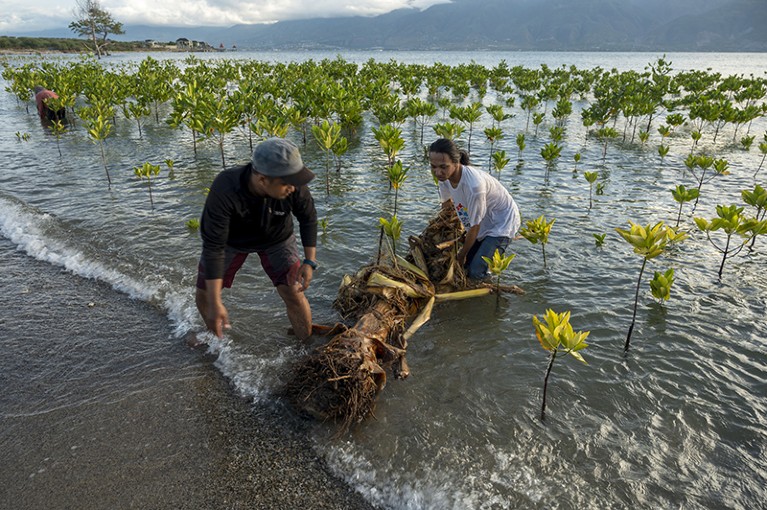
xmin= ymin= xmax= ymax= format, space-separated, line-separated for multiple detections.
xmin=0 ymin=195 xmax=198 ymax=338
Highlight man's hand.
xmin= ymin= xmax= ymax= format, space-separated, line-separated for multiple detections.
xmin=288 ymin=262 xmax=313 ymax=292
xmin=205 ymin=302 xmax=231 ymax=338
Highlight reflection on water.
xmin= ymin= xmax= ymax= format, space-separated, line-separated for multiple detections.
xmin=1 ymin=51 xmax=766 ymax=509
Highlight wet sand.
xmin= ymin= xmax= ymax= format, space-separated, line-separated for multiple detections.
xmin=0 ymin=240 xmax=377 ymax=510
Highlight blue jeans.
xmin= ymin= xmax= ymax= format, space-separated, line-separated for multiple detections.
xmin=465 ymin=236 xmax=511 ymax=280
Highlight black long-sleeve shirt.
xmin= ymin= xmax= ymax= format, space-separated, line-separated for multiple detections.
xmin=200 ymin=163 xmax=317 ymax=280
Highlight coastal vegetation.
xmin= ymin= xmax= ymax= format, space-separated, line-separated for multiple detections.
xmin=2 ymin=53 xmax=766 ymax=425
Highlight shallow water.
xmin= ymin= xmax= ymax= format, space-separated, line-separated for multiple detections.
xmin=1 ymin=50 xmax=766 ymax=509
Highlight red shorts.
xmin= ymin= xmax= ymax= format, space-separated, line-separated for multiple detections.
xmin=196 ymin=235 xmax=301 ymax=289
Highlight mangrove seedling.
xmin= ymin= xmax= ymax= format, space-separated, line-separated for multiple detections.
xmin=573 ymin=152 xmax=581 ymax=173
xmin=639 ymin=130 xmax=650 ymax=145
xmin=481 ymin=248 xmax=516 ymax=302
xmin=593 ymin=233 xmax=606 ymax=247
xmin=492 ymin=150 xmax=510 ymax=176
xmin=658 ymin=143 xmax=670 ymax=162
xmin=741 ymin=135 xmax=755 ymax=151
xmin=649 ymin=268 xmax=675 ymax=303
xmin=319 ymin=218 xmax=329 ymax=236
xmin=484 ymin=126 xmax=504 ymax=170
xmin=373 ymin=123 xmax=405 ymax=169
xmin=432 ymin=122 xmax=465 ymax=142
xmin=532 ymin=309 xmax=589 ymax=421
xmin=165 ymin=159 xmax=175 ymax=179
xmin=694 ymin=204 xmax=767 ymax=278
xmin=756 ymin=140 xmax=767 ymax=178
xmin=541 ymin=143 xmax=563 ymax=167
xmin=742 ymin=184 xmax=767 ymax=248
xmin=596 ymin=126 xmax=619 ymax=161
xmin=690 ymin=130 xmax=702 ymax=154
xmin=134 ymin=162 xmax=161 ymax=209
xmin=516 ymin=133 xmax=526 ymax=160
xmin=520 ymin=215 xmax=555 ymax=268
xmin=312 ymin=119 xmax=343 ymax=194
xmin=387 ymin=160 xmax=409 ymax=217
xmin=671 ymin=184 xmax=700 ymax=229
xmin=379 ymin=214 xmax=403 ymax=260
xmin=584 ymin=171 xmax=598 ymax=209
xmin=47 ymin=119 xmax=67 ymax=157
xmin=615 ymin=221 xmax=686 ymax=353
xmin=82 ymin=108 xmax=114 ymax=189
xmin=186 ymin=218 xmax=200 ymax=230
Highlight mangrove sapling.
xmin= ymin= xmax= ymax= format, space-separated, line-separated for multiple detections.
xmin=82 ymin=107 xmax=114 ymax=189
xmin=573 ymin=152 xmax=581 ymax=173
xmin=134 ymin=162 xmax=161 ymax=209
xmin=593 ymin=233 xmax=606 ymax=247
xmin=690 ymin=131 xmax=702 ymax=154
xmin=520 ymin=215 xmax=555 ymax=268
xmin=484 ymin=127 xmax=504 ymax=170
xmin=650 ymin=268 xmax=675 ymax=303
xmin=616 ymin=221 xmax=686 ymax=353
xmin=376 ymin=162 xmax=408 ymax=263
xmin=405 ymin=97 xmax=437 ymax=146
xmin=432 ymin=122 xmax=464 ymax=141
xmin=658 ymin=144 xmax=670 ymax=163
xmin=492 ymin=151 xmax=510 ymax=176
xmin=532 ymin=112 xmax=545 ymax=137
xmin=482 ymin=249 xmax=516 ymax=305
xmin=207 ymin=95 xmax=240 ymax=169
xmin=596 ymin=126 xmax=619 ymax=161
xmin=694 ymin=205 xmax=767 ymax=278
xmin=584 ymin=171 xmax=598 ymax=209
xmin=121 ymin=100 xmax=151 ymax=139
xmin=387 ymin=161 xmax=409 ymax=217
xmin=164 ymin=159 xmax=175 ymax=180
xmin=741 ymin=135 xmax=755 ymax=151
xmin=742 ymin=184 xmax=767 ymax=248
xmin=486 ymin=104 xmax=513 ymax=129
xmin=671 ymin=185 xmax=700 ymax=229
xmin=549 ymin=126 xmax=565 ymax=144
xmin=520 ymin=95 xmax=540 ymax=132
xmin=541 ymin=143 xmax=563 ymax=169
xmin=516 ymin=133 xmax=526 ymax=161
xmin=532 ymin=309 xmax=589 ymax=421
xmin=460 ymin=102 xmax=483 ymax=153
xmin=47 ymin=119 xmax=66 ymax=157
xmin=379 ymin=214 xmax=403 ymax=261
xmin=756 ymin=140 xmax=767 ymax=178
xmin=332 ymin=137 xmax=349 ymax=172
xmin=373 ymin=123 xmax=406 ymax=169
xmin=311 ymin=119 xmax=343 ymax=194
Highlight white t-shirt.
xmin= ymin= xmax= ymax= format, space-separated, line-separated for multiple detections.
xmin=438 ymin=165 xmax=520 ymax=240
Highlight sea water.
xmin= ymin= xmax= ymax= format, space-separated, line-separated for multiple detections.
xmin=1 ymin=50 xmax=765 ymax=509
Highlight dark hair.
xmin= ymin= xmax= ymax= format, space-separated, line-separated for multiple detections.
xmin=429 ymin=138 xmax=470 ymax=165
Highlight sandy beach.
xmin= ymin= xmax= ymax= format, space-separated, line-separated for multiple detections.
xmin=0 ymin=240 xmax=377 ymax=510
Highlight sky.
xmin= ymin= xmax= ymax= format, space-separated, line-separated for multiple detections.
xmin=0 ymin=0 xmax=451 ymax=34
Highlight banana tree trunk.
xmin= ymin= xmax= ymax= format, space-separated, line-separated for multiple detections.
xmin=286 ymin=201 xmax=524 ymax=431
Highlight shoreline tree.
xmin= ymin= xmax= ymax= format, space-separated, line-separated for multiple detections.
xmin=69 ymin=0 xmax=124 ymax=59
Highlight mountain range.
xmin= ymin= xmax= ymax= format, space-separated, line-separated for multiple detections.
xmin=11 ymin=0 xmax=767 ymax=52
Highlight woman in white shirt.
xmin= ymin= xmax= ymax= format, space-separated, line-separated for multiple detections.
xmin=429 ymin=138 xmax=521 ymax=280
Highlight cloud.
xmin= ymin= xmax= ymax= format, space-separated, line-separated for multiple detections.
xmin=0 ymin=0 xmax=452 ymax=32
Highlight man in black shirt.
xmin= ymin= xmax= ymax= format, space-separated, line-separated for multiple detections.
xmin=195 ymin=137 xmax=318 ymax=343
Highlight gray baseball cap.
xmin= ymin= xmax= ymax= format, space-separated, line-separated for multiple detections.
xmin=252 ymin=137 xmax=315 ymax=186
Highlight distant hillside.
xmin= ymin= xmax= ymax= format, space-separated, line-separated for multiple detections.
xmin=6 ymin=0 xmax=765 ymax=52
